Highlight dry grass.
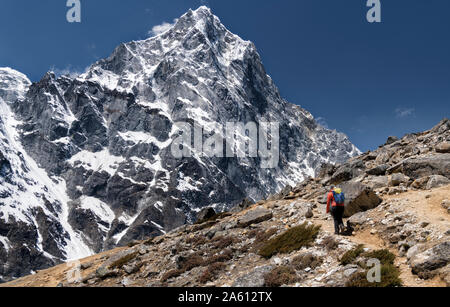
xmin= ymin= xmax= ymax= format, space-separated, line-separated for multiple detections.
xmin=198 ymin=262 xmax=227 ymax=284
xmin=291 ymin=253 xmax=323 ymax=271
xmin=264 ymin=266 xmax=299 ymax=287
xmin=321 ymin=235 xmax=339 ymax=250
xmin=108 ymin=251 xmax=139 ymax=269
xmin=160 ymin=253 xmax=205 ymax=282
xmin=212 ymin=236 xmax=237 ymax=250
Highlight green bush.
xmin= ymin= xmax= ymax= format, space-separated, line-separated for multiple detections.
xmin=340 ymin=245 xmax=365 ymax=265
xmin=258 ymin=223 xmax=321 ymax=259
xmin=345 ymin=264 xmax=402 ymax=287
xmin=363 ymin=249 xmax=395 ymax=265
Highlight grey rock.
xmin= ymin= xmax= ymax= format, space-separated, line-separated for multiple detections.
xmin=389 ymin=173 xmax=410 ymax=187
xmin=426 ymin=175 xmax=450 ymax=190
xmin=442 ymin=200 xmax=450 ymax=210
xmin=237 ymin=208 xmax=273 ymax=228
xmin=365 ymin=175 xmax=389 ymax=189
xmin=96 ymin=266 xmax=118 ymax=279
xmin=366 ymin=164 xmax=389 ymax=176
xmin=196 ymin=207 xmax=216 ymax=223
xmin=411 ymin=176 xmax=430 ymax=189
xmin=232 ymin=265 xmax=273 ymax=287
xmin=347 ymin=212 xmax=368 ymax=226
xmin=329 ymin=160 xmax=365 ymax=185
xmin=436 ymin=142 xmax=450 ymax=153
xmin=343 ymin=264 xmax=359 ymax=277
xmin=337 ymin=182 xmax=382 ymax=218
xmin=387 ymin=154 xmax=450 ymax=180
xmin=386 ymin=136 xmax=399 ymax=145
xmin=411 ymin=242 xmax=450 ymax=277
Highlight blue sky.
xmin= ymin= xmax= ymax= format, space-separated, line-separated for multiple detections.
xmin=0 ymin=0 xmax=449 ymax=152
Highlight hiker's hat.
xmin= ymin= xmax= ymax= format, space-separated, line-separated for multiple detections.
xmin=334 ymin=188 xmax=342 ymax=194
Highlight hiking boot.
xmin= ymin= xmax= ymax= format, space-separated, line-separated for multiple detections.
xmin=339 ymin=224 xmax=346 ymax=234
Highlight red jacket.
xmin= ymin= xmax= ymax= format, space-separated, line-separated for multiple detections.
xmin=326 ymin=190 xmax=345 ymax=213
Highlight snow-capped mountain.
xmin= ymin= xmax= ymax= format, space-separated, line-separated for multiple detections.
xmin=0 ymin=6 xmax=359 ymax=281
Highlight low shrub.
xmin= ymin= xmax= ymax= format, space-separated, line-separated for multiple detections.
xmin=340 ymin=245 xmax=365 ymax=265
xmin=345 ymin=264 xmax=402 ymax=287
xmin=363 ymin=249 xmax=395 ymax=266
xmin=291 ymin=253 xmax=323 ymax=270
xmin=198 ymin=262 xmax=227 ymax=284
xmin=264 ymin=266 xmax=299 ymax=287
xmin=322 ymin=235 xmax=339 ymax=250
xmin=212 ymin=236 xmax=237 ymax=250
xmin=258 ymin=223 xmax=321 ymax=259
xmin=160 ymin=253 xmax=205 ymax=282
xmin=205 ymin=249 xmax=233 ymax=265
xmin=181 ymin=254 xmax=205 ymax=272
xmin=161 ymin=269 xmax=184 ymax=282
xmin=186 ymin=236 xmax=208 ymax=247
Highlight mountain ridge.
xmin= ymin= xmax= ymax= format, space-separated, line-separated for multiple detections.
xmin=0 ymin=6 xmax=359 ymax=282
xmin=2 ymin=118 xmax=449 ymax=287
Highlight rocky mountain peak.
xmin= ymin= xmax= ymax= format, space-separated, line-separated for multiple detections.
xmin=0 ymin=68 xmax=31 ymax=103
xmin=0 ymin=6 xmax=360 ymax=282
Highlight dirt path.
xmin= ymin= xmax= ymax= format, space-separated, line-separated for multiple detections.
xmin=312 ymin=185 xmax=450 ymax=287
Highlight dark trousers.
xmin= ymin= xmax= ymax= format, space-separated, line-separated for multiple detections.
xmin=331 ymin=206 xmax=345 ymax=234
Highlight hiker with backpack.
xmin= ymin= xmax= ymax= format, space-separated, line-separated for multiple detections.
xmin=326 ymin=186 xmax=346 ymax=235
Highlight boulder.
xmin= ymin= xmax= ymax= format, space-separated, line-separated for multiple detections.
xmin=337 ymin=182 xmax=382 ymax=218
xmin=365 ymin=176 xmax=389 ymax=189
xmin=347 ymin=212 xmax=368 ymax=226
xmin=411 ymin=176 xmax=430 ymax=189
xmin=436 ymin=142 xmax=450 ymax=153
xmin=407 ymin=243 xmax=427 ymax=260
xmin=196 ymin=207 xmax=216 ymax=222
xmin=289 ymin=201 xmax=314 ymax=219
xmin=232 ymin=265 xmax=273 ymax=287
xmin=329 ymin=161 xmax=365 ymax=185
xmin=387 ymin=154 xmax=450 ymax=180
xmin=366 ymin=164 xmax=389 ymax=176
xmin=237 ymin=208 xmax=273 ymax=228
xmin=389 ymin=173 xmax=410 ymax=187
xmin=442 ymin=199 xmax=450 ymax=210
xmin=410 ymin=242 xmax=450 ymax=278
xmin=230 ymin=198 xmax=253 ymax=213
xmin=426 ymin=175 xmax=450 ymax=190
xmin=385 ymin=136 xmax=399 ymax=145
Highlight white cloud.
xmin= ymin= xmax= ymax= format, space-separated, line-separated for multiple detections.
xmin=50 ymin=65 xmax=88 ymax=78
xmin=148 ymin=19 xmax=178 ymax=37
xmin=316 ymin=117 xmax=329 ymax=129
xmin=395 ymin=107 xmax=415 ymax=118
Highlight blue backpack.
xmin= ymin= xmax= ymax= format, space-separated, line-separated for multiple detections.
xmin=333 ymin=191 xmax=345 ymax=205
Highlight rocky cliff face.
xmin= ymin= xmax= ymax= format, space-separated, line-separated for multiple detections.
xmin=0 ymin=7 xmax=360 ymax=282
xmin=2 ymin=119 xmax=448 ymax=288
